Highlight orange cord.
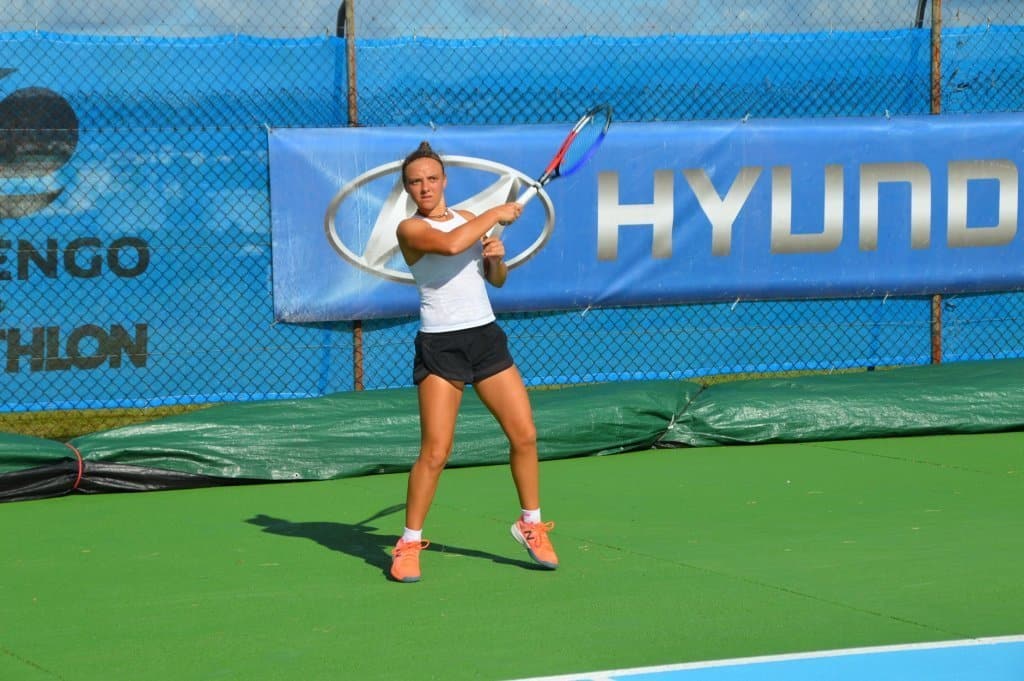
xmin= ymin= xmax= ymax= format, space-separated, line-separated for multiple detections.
xmin=64 ymin=443 xmax=84 ymax=491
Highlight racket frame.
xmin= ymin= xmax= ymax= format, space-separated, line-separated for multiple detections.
xmin=515 ymin=104 xmax=612 ymax=207
xmin=489 ymin=104 xmax=612 ymax=239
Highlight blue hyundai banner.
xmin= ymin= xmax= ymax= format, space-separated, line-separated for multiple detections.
xmin=269 ymin=113 xmax=1024 ymax=322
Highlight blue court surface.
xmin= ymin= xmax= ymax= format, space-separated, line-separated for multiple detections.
xmin=515 ymin=636 xmax=1024 ymax=681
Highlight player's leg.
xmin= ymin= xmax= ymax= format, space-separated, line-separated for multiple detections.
xmin=475 ymin=366 xmax=558 ymax=569
xmin=474 ymin=364 xmax=538 ymax=508
xmin=406 ymin=373 xmax=464 ymax=529
xmin=391 ymin=373 xmax=463 ymax=583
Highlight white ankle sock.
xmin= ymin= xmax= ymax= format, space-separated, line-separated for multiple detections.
xmin=402 ymin=527 xmax=422 ymax=542
xmin=521 ymin=508 xmax=541 ymax=524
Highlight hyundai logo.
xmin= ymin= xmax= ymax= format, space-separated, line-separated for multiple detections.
xmin=324 ymin=155 xmax=555 ymax=283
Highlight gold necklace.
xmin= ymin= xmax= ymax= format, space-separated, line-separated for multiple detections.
xmin=420 ymin=208 xmax=449 ymax=219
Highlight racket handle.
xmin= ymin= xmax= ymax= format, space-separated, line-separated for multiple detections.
xmin=516 ymin=184 xmax=540 ymax=206
xmin=490 ymin=183 xmax=540 ymax=238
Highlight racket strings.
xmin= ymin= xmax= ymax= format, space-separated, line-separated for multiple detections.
xmin=560 ymin=114 xmax=608 ymax=175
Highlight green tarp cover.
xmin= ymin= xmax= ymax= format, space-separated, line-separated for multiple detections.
xmin=69 ymin=379 xmax=698 ymax=481
xmin=659 ymin=358 xmax=1024 ymax=447
xmin=0 ymin=433 xmax=72 ymax=474
xmin=2 ymin=359 xmax=1023 ymax=501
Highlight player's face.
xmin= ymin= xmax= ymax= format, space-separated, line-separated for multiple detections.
xmin=403 ymin=158 xmax=447 ymax=213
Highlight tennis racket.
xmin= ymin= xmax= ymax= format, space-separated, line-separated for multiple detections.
xmin=490 ymin=104 xmax=612 ymax=238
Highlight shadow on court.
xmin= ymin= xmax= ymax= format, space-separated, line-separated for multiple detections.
xmin=246 ymin=505 xmax=538 ymax=579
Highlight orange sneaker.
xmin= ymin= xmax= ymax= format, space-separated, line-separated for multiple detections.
xmin=390 ymin=538 xmax=429 ymax=583
xmin=511 ymin=519 xmax=558 ymax=569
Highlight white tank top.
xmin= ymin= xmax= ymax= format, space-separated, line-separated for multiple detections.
xmin=408 ymin=212 xmax=496 ymax=333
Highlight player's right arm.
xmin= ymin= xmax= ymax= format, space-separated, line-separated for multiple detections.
xmin=397 ymin=203 xmax=520 ymax=264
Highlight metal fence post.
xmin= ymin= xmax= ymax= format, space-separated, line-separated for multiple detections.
xmin=929 ymin=0 xmax=944 ymax=364
xmin=338 ymin=0 xmax=365 ymax=389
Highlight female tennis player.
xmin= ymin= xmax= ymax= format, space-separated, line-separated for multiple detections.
xmin=389 ymin=141 xmax=558 ymax=583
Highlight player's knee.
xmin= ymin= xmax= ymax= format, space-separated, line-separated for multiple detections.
xmin=507 ymin=424 xmax=537 ymax=452
xmin=417 ymin=444 xmax=452 ymax=471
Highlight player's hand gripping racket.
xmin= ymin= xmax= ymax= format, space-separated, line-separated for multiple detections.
xmin=490 ymin=104 xmax=612 ymax=238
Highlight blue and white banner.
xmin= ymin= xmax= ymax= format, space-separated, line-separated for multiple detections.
xmin=268 ymin=113 xmax=1024 ymax=322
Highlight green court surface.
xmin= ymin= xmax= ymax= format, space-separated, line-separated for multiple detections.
xmin=2 ymin=431 xmax=1022 ymax=681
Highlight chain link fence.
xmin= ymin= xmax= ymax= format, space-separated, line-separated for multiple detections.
xmin=1 ymin=1 xmax=1023 ymax=438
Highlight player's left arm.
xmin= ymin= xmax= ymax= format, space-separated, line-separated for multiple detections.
xmin=482 ymin=236 xmax=507 ymax=287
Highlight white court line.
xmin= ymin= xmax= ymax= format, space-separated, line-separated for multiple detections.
xmin=509 ymin=634 xmax=1024 ymax=681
